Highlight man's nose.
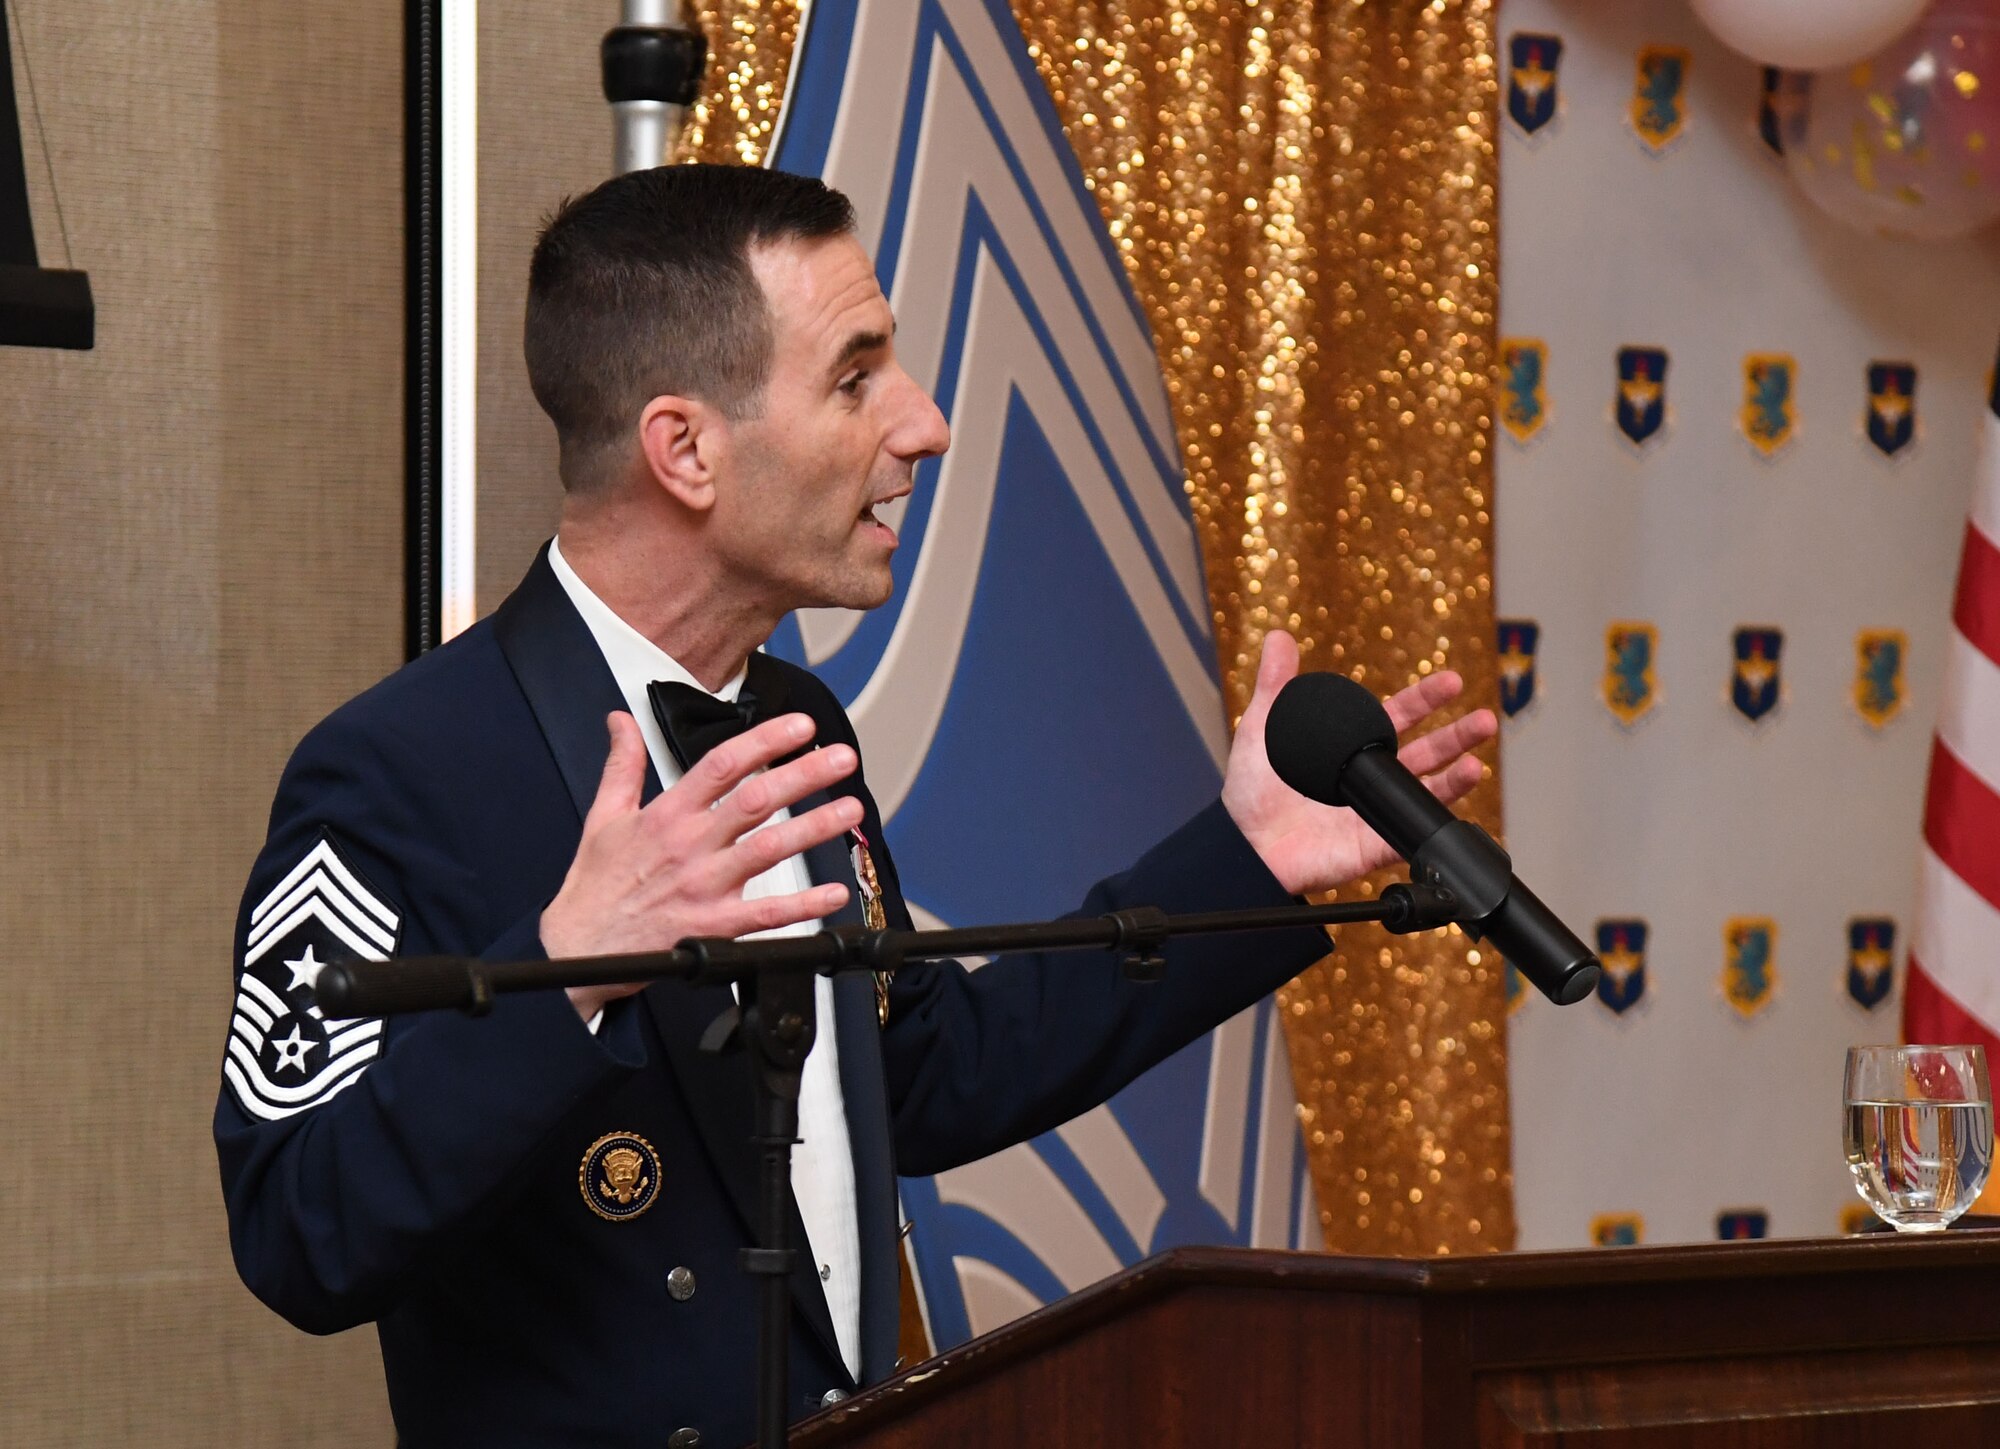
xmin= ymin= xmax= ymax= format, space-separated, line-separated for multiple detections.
xmin=892 ymin=371 xmax=951 ymax=461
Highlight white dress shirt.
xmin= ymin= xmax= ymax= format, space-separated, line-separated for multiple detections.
xmin=548 ymin=536 xmax=863 ymax=1381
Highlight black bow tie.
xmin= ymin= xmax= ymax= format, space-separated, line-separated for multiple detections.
xmin=647 ymin=679 xmax=765 ymax=774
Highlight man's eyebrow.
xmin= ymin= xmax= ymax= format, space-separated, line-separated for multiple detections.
xmin=828 ymin=323 xmax=895 ymax=378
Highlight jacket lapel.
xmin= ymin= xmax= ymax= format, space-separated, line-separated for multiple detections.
xmin=496 ymin=566 xmax=875 ymax=1379
xmin=490 ymin=543 xmax=664 ymax=816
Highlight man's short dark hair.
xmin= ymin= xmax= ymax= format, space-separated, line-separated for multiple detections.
xmin=524 ymin=163 xmax=857 ymax=491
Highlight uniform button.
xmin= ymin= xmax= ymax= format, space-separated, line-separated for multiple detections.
xmin=820 ymin=1389 xmax=849 ymax=1408
xmin=668 ymin=1430 xmax=701 ymax=1448
xmin=819 ymin=1263 xmax=831 ymax=1281
xmin=666 ymin=1266 xmax=696 ymax=1301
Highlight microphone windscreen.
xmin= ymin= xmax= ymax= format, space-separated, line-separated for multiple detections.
xmin=1264 ymin=672 xmax=1399 ymax=806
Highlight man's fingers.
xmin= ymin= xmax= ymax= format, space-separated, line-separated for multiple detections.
xmin=1235 ymin=630 xmax=1300 ymax=735
xmin=1421 ymin=754 xmax=1486 ymax=807
xmin=723 ymin=794 xmax=865 ymax=885
xmin=1382 ymin=670 xmax=1465 ymax=734
xmin=583 ymin=712 xmax=648 ymax=828
xmin=716 ymin=743 xmax=860 ymax=839
xmin=729 ymin=882 xmax=852 ymax=937
xmin=675 ymin=713 xmax=820 ymax=811
xmin=1397 ymin=708 xmax=1497 ymax=778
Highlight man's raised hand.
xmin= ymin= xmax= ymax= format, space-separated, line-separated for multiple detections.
xmin=542 ymin=710 xmax=860 ymax=1021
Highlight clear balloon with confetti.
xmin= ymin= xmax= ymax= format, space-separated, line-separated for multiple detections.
xmin=1781 ymin=0 xmax=2000 ymax=241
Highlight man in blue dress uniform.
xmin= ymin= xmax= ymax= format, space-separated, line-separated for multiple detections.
xmin=214 ymin=164 xmax=1495 ymax=1447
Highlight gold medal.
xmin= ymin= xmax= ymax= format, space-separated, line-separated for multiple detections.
xmin=849 ymin=827 xmax=892 ymax=1025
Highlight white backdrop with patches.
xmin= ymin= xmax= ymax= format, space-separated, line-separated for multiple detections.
xmin=1496 ymin=0 xmax=2000 ymax=1248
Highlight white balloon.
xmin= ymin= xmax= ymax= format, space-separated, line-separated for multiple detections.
xmin=1690 ymin=0 xmax=1931 ymax=71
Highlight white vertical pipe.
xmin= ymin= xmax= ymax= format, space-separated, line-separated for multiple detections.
xmin=439 ymin=2 xmax=479 ymax=640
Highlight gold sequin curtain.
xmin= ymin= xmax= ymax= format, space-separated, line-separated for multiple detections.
xmin=679 ymin=0 xmax=1511 ymax=1257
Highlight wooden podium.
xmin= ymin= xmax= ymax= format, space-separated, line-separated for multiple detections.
xmin=794 ymin=1234 xmax=2000 ymax=1446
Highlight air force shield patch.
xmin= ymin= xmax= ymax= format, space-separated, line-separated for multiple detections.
xmin=1499 ymin=339 xmax=1548 ymax=444
xmin=1508 ymin=33 xmax=1563 ymax=139
xmin=1855 ymin=629 xmax=1907 ymax=729
xmin=1847 ymin=918 xmax=1896 ymax=1011
xmin=1866 ymin=361 xmax=1917 ymax=458
xmin=1631 ymin=46 xmax=1690 ymax=153
xmin=1741 ymin=355 xmax=1797 ymax=457
xmin=1497 ymin=619 xmax=1540 ymax=717
xmin=1591 ymin=1213 xmax=1643 ymax=1247
xmin=1722 ymin=917 xmax=1777 ymax=1018
xmin=1615 ymin=347 xmax=1669 ymax=449
xmin=1604 ymin=621 xmax=1658 ymax=725
xmin=1595 ymin=919 xmax=1647 ymax=1016
xmin=223 ymin=833 xmax=397 ymax=1121
xmin=1731 ymin=626 xmax=1784 ymax=724
xmin=1717 ymin=1208 xmax=1769 ymax=1240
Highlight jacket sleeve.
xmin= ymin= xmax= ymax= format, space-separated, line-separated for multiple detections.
xmin=213 ymin=710 xmax=648 ymax=1335
xmin=877 ymin=799 xmax=1332 ymax=1177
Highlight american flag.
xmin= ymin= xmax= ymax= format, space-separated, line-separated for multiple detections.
xmin=1907 ymin=337 xmax=2000 ymax=1171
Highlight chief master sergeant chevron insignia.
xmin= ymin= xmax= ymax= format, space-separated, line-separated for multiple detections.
xmin=223 ymin=833 xmax=400 ymax=1122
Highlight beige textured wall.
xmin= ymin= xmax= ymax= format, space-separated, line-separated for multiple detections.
xmin=0 ymin=2 xmax=401 ymax=1442
xmin=476 ymin=0 xmax=609 ymax=614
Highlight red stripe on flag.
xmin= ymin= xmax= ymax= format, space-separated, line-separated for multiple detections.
xmin=1923 ymin=741 xmax=2000 ymax=914
xmin=1904 ymin=956 xmax=2000 ymax=1056
xmin=1953 ymin=524 xmax=2000 ymax=669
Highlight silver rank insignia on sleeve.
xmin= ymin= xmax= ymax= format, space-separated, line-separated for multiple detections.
xmin=223 ymin=832 xmax=401 ymax=1122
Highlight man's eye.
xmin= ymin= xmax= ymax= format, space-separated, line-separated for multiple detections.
xmin=838 ymin=371 xmax=869 ymax=397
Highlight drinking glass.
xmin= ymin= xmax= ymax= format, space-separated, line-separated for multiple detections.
xmin=1844 ymin=1044 xmax=1993 ymax=1232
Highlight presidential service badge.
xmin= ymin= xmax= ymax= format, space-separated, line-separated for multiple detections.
xmin=580 ymin=1131 xmax=662 ymax=1222
xmin=1630 ymin=45 xmax=1690 ymax=154
xmin=1507 ymin=33 xmax=1563 ymax=139
xmin=1614 ymin=347 xmax=1669 ymax=449
xmin=1496 ymin=619 xmax=1540 ymax=718
xmin=1741 ymin=355 xmax=1797 ymax=458
xmin=1594 ymin=920 xmax=1647 ymax=1016
xmin=1717 ymin=1208 xmax=1769 ymax=1241
xmin=1855 ymin=629 xmax=1907 ymax=729
xmin=1847 ymin=918 xmax=1896 ymax=1012
xmin=1722 ymin=917 xmax=1777 ymax=1018
xmin=1499 ymin=340 xmax=1547 ymax=445
xmin=1730 ymin=627 xmax=1784 ymax=724
xmin=1603 ymin=621 xmax=1658 ymax=726
xmin=223 ymin=833 xmax=398 ymax=1122
xmin=1591 ymin=1213 xmax=1643 ymax=1248
xmin=1865 ymin=361 xmax=1917 ymax=459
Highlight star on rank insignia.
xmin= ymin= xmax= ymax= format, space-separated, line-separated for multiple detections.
xmin=1591 ymin=1213 xmax=1643 ymax=1248
xmin=1730 ymin=626 xmax=1784 ymax=724
xmin=1614 ymin=346 xmax=1669 ymax=449
xmin=1722 ymin=917 xmax=1778 ymax=1018
xmin=1499 ymin=339 xmax=1548 ymax=445
xmin=1604 ymin=621 xmax=1658 ymax=726
xmin=1496 ymin=619 xmax=1540 ymax=717
xmin=1741 ymin=354 xmax=1797 ymax=458
xmin=580 ymin=1131 xmax=663 ymax=1222
xmin=1854 ymin=629 xmax=1907 ymax=729
xmin=1865 ymin=361 xmax=1917 ymax=458
xmin=224 ymin=833 xmax=399 ymax=1122
xmin=1507 ymin=33 xmax=1563 ymax=139
xmin=1594 ymin=920 xmax=1648 ymax=1016
xmin=1847 ymin=918 xmax=1896 ymax=1011
xmin=1717 ymin=1208 xmax=1769 ymax=1240
xmin=1630 ymin=45 xmax=1691 ymax=154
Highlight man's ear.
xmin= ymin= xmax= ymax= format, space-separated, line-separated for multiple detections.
xmin=638 ymin=394 xmax=720 ymax=512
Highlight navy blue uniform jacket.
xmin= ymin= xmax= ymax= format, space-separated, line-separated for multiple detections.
xmin=214 ymin=549 xmax=1331 ymax=1447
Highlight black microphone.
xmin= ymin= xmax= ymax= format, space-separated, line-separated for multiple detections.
xmin=1264 ymin=671 xmax=1600 ymax=1006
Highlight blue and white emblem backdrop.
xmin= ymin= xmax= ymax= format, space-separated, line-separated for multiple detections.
xmin=756 ymin=0 xmax=1318 ymax=1346
xmin=1496 ymin=1 xmax=2000 ymax=1248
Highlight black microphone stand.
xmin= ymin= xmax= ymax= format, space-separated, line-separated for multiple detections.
xmin=314 ymin=882 xmax=1466 ymax=1449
